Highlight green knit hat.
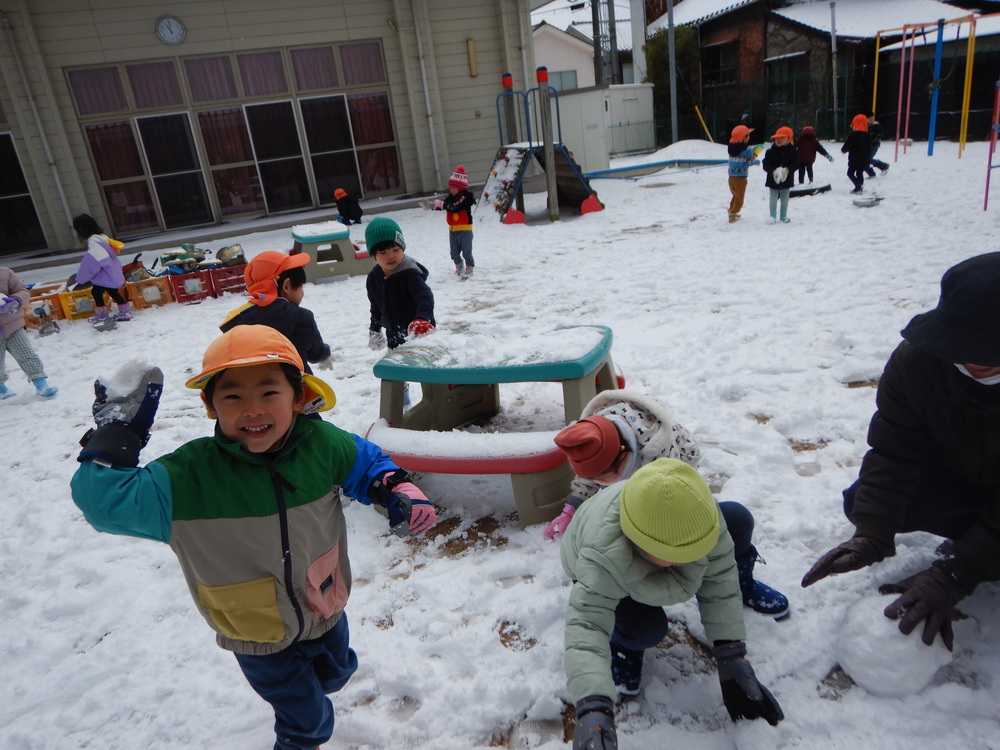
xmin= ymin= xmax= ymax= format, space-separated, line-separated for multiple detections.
xmin=620 ymin=458 xmax=719 ymax=563
xmin=365 ymin=216 xmax=405 ymax=253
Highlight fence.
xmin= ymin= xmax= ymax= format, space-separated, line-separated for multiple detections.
xmin=606 ymin=120 xmax=657 ymax=155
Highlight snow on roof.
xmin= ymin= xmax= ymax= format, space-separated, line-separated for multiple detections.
xmin=531 ymin=0 xmax=633 ymax=50
xmin=648 ymin=0 xmax=762 ymax=32
xmin=879 ymin=12 xmax=1000 ymax=50
xmin=775 ymin=0 xmax=973 ymax=39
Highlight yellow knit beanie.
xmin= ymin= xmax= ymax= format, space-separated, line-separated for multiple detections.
xmin=620 ymin=458 xmax=719 ymax=563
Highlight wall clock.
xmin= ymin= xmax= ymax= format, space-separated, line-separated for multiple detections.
xmin=156 ymin=15 xmax=186 ymax=45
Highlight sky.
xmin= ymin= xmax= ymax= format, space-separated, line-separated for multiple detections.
xmin=4 ymin=137 xmax=1000 ymax=750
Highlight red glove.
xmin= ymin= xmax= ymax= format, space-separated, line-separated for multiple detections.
xmin=408 ymin=319 xmax=435 ymax=338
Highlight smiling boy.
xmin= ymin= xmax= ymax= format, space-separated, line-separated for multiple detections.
xmin=71 ymin=325 xmax=437 ymax=750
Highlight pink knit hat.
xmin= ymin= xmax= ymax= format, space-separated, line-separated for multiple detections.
xmin=448 ymin=165 xmax=469 ymax=190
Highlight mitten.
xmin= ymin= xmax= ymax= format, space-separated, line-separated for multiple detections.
xmin=801 ymin=534 xmax=895 ymax=587
xmin=752 ymin=145 xmax=764 ymax=157
xmin=408 ymin=319 xmax=434 ymax=339
xmin=771 ymin=167 xmax=789 ymax=184
xmin=368 ymin=329 xmax=387 ymax=351
xmin=0 ymin=296 xmax=21 ymax=315
xmin=826 ymin=153 xmax=835 ymax=162
xmin=374 ymin=471 xmax=437 ymax=537
xmin=573 ymin=695 xmax=618 ymax=750
xmin=711 ymin=641 xmax=784 ymax=726
xmin=315 ymin=354 xmax=334 ymax=371
xmin=878 ymin=557 xmax=979 ymax=650
xmin=79 ymin=367 xmax=164 ymax=467
xmin=543 ymin=503 xmax=577 ymax=541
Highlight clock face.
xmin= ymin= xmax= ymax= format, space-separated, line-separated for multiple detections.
xmin=156 ymin=15 xmax=186 ymax=45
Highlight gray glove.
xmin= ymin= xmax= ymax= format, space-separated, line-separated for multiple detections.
xmin=315 ymin=354 xmax=334 ymax=371
xmin=712 ymin=641 xmax=784 ymax=725
xmin=801 ymin=534 xmax=894 ymax=587
xmin=79 ymin=367 xmax=164 ymax=467
xmin=368 ymin=329 xmax=387 ymax=351
xmin=573 ymin=695 xmax=617 ymax=750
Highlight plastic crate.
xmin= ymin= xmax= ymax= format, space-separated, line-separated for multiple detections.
xmin=125 ymin=276 xmax=174 ymax=309
xmin=59 ymin=287 xmax=98 ymax=320
xmin=23 ymin=283 xmax=66 ymax=329
xmin=167 ymin=270 xmax=216 ymax=304
xmin=209 ymin=264 xmax=248 ymax=296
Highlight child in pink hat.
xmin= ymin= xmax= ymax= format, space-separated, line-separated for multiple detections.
xmin=442 ymin=165 xmax=476 ymax=279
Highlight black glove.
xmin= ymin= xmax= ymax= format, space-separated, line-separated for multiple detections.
xmin=878 ymin=557 xmax=979 ymax=651
xmin=78 ymin=367 xmax=163 ymax=467
xmin=711 ymin=641 xmax=784 ymax=726
xmin=801 ymin=534 xmax=894 ymax=587
xmin=573 ymin=695 xmax=617 ymax=750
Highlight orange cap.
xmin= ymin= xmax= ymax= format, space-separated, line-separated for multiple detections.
xmin=334 ymin=188 xmax=347 ymax=200
xmin=770 ymin=126 xmax=794 ymax=140
xmin=244 ymin=251 xmax=310 ymax=307
xmin=553 ymin=416 xmax=622 ymax=477
xmin=186 ymin=325 xmax=336 ymax=413
xmin=851 ymin=114 xmax=869 ymax=131
xmin=730 ymin=125 xmax=754 ymax=143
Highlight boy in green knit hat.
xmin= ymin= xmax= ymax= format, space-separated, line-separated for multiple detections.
xmin=561 ymin=458 xmax=783 ymax=749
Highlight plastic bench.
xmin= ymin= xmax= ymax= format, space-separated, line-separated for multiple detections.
xmin=290 ymin=222 xmax=375 ymax=282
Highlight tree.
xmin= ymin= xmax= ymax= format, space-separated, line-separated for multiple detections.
xmin=643 ymin=26 xmax=700 ymax=143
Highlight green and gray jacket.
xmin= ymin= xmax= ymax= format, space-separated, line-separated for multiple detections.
xmin=560 ymin=484 xmax=746 ymax=702
xmin=71 ymin=415 xmax=401 ymax=655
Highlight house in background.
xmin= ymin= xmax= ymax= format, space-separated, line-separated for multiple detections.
xmin=0 ymin=0 xmax=546 ymax=256
xmin=645 ymin=0 xmax=974 ymax=142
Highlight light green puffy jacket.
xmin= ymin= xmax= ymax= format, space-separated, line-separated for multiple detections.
xmin=560 ymin=484 xmax=746 ymax=702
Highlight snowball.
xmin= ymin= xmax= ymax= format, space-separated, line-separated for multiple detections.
xmin=100 ymin=359 xmax=154 ymax=398
xmin=834 ymin=594 xmax=953 ymax=698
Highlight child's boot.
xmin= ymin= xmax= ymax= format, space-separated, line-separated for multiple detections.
xmin=610 ymin=644 xmax=643 ymax=697
xmin=88 ymin=306 xmax=108 ymax=324
xmin=33 ymin=378 xmax=58 ymax=398
xmin=0 ymin=383 xmax=15 ymax=399
xmin=461 ymin=265 xmax=474 ymax=280
xmin=115 ymin=302 xmax=134 ymax=321
xmin=90 ymin=306 xmax=117 ymax=331
xmin=454 ymin=263 xmax=464 ymax=277
xmin=736 ymin=546 xmax=789 ymax=620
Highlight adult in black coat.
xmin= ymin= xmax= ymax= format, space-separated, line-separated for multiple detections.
xmin=803 ymin=252 xmax=1000 ymax=651
xmin=841 ymin=114 xmax=872 ymax=194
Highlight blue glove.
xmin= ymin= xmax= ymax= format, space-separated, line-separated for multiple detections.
xmin=79 ymin=367 xmax=163 ymax=467
xmin=0 ymin=296 xmax=21 ymax=315
xmin=573 ymin=696 xmax=617 ymax=749
xmin=712 ymin=641 xmax=784 ymax=725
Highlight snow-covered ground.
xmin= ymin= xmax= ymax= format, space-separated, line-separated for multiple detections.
xmin=4 ymin=138 xmax=1000 ymax=749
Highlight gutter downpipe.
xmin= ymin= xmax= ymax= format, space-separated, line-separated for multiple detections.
xmin=1 ymin=11 xmax=73 ymax=226
xmin=411 ymin=0 xmax=442 ymax=187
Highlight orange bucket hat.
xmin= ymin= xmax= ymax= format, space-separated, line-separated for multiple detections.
xmin=553 ymin=416 xmax=623 ymax=477
xmin=186 ymin=325 xmax=336 ymax=413
xmin=770 ymin=126 xmax=794 ymax=140
xmin=729 ymin=125 xmax=754 ymax=143
xmin=851 ymin=113 xmax=869 ymax=131
xmin=334 ymin=188 xmax=347 ymax=200
xmin=244 ymin=251 xmax=310 ymax=307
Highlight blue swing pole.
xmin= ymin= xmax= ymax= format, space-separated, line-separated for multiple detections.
xmin=928 ymin=19 xmax=945 ymax=156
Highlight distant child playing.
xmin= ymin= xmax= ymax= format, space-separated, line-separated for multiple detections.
xmin=365 ymin=216 xmax=436 ymax=351
xmin=794 ymin=126 xmax=833 ymax=185
xmin=334 ymin=188 xmax=363 ymax=225
xmin=762 ymin=127 xmax=799 ymax=224
xmin=220 ymin=250 xmax=334 ymax=374
xmin=842 ymin=114 xmax=872 ymax=195
xmin=72 ymin=213 xmax=133 ymax=325
xmin=442 ymin=165 xmax=475 ymax=279
xmin=71 ymin=325 xmax=438 ymax=750
xmin=0 ymin=266 xmax=58 ymax=399
xmin=726 ymin=125 xmax=762 ymax=223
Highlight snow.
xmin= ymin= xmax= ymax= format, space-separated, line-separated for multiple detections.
xmin=774 ymin=0 xmax=971 ymax=39
xmin=6 ymin=139 xmax=1000 ymax=749
xmin=834 ymin=595 xmax=953 ymax=699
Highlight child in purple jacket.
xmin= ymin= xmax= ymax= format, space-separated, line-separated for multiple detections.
xmin=73 ymin=213 xmax=132 ymax=327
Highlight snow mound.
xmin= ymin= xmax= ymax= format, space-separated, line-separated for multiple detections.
xmin=834 ymin=594 xmax=953 ymax=698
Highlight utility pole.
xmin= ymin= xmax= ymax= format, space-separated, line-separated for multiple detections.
xmin=668 ymin=0 xmax=678 ymax=143
xmin=831 ymin=1 xmax=839 ymax=140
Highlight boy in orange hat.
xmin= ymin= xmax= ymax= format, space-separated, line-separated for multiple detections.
xmin=762 ymin=126 xmax=798 ymax=223
xmin=726 ymin=124 xmax=762 ymax=223
xmin=71 ymin=325 xmax=437 ymax=750
xmin=841 ymin=113 xmax=872 ymax=195
xmin=334 ymin=187 xmax=363 ymax=225
xmin=220 ymin=250 xmax=333 ymax=374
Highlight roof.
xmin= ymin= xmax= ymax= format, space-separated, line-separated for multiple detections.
xmin=648 ymin=0 xmax=762 ymax=31
xmin=879 ymin=11 xmax=1000 ymax=49
xmin=531 ymin=0 xmax=633 ymax=51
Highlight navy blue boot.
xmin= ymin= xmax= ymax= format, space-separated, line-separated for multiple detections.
xmin=610 ymin=644 xmax=643 ymax=697
xmin=736 ymin=546 xmax=789 ymax=620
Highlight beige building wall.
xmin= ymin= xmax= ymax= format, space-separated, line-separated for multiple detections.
xmin=0 ymin=0 xmax=535 ymax=252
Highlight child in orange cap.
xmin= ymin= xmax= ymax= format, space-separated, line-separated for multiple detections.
xmin=71 ymin=325 xmax=437 ymax=750
xmin=842 ymin=113 xmax=872 ymax=195
xmin=727 ymin=124 xmax=762 ymax=223
xmin=334 ymin=187 xmax=363 ymax=225
xmin=220 ymin=250 xmax=333 ymax=374
xmin=762 ymin=126 xmax=798 ymax=224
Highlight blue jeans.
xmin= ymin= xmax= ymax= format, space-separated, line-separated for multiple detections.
xmin=449 ymin=230 xmax=474 ymax=268
xmin=611 ymin=501 xmax=754 ymax=650
xmin=768 ymin=188 xmax=789 ymax=220
xmin=235 ymin=614 xmax=359 ymax=750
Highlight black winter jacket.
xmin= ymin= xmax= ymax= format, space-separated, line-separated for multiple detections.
xmin=220 ymin=298 xmax=331 ymax=373
xmin=335 ymin=195 xmax=364 ymax=222
xmin=841 ymin=131 xmax=872 ymax=168
xmin=762 ymin=143 xmax=799 ymax=189
xmin=852 ymin=341 xmax=1000 ymax=580
xmin=366 ymin=255 xmax=436 ymax=349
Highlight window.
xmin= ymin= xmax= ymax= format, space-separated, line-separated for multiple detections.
xmin=703 ymin=42 xmax=737 ymax=87
xmin=126 ymin=62 xmax=183 ymax=109
xmin=766 ymin=53 xmax=807 ymax=106
xmin=291 ymin=47 xmax=339 ymax=91
xmin=184 ymin=57 xmax=238 ymax=102
xmin=548 ymin=70 xmax=578 ymax=92
xmin=341 ymin=42 xmax=386 ymax=86
xmin=68 ymin=68 xmax=128 ymax=115
xmin=238 ymin=52 xmax=288 ymax=97
xmin=0 ymin=133 xmax=46 ymax=253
